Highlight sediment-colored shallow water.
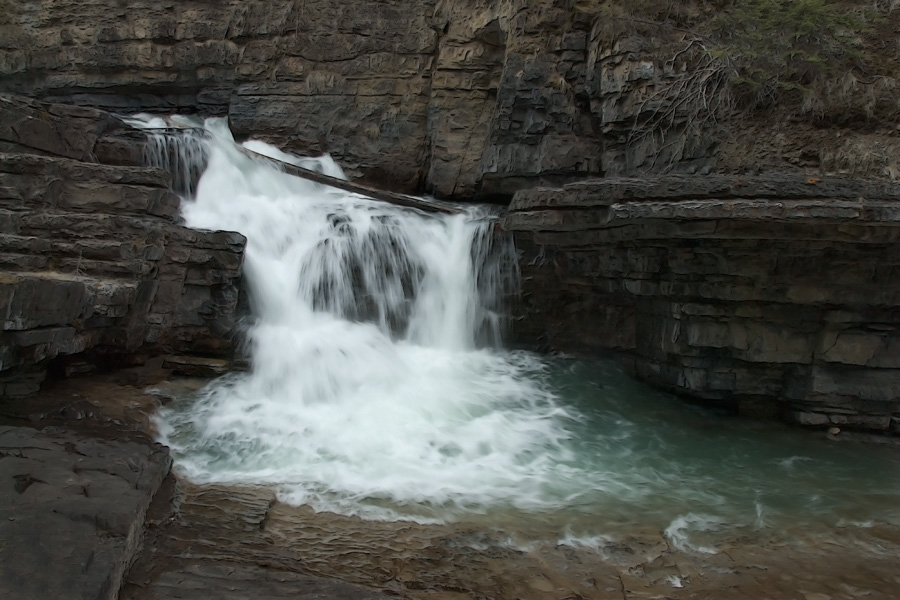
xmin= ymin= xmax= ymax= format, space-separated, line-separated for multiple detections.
xmin=132 ymin=472 xmax=897 ymax=600
xmin=124 ymin=116 xmax=900 ymax=599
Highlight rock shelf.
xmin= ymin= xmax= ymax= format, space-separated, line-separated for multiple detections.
xmin=0 ymin=94 xmax=246 ymax=398
xmin=0 ymin=426 xmax=170 ymax=600
xmin=504 ymin=176 xmax=900 ymax=433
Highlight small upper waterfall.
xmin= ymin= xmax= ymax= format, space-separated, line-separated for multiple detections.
xmin=123 ymin=114 xmax=209 ymax=197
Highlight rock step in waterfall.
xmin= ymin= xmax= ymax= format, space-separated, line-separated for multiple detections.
xmin=0 ymin=96 xmax=246 ymax=395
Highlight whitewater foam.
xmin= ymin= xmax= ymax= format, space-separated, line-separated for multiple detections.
xmin=142 ymin=118 xmax=588 ymax=521
xmin=664 ymin=514 xmax=725 ymax=554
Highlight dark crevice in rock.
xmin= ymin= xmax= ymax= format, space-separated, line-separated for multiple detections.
xmin=13 ymin=473 xmax=46 ymax=494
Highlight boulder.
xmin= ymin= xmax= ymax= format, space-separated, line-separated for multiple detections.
xmin=0 ymin=426 xmax=171 ymax=600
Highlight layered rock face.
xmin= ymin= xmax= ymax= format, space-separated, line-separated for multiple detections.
xmin=504 ymin=176 xmax=900 ymax=433
xmin=3 ymin=3 xmax=899 ymax=430
xmin=0 ymin=0 xmax=710 ymax=198
xmin=0 ymin=94 xmax=245 ymax=396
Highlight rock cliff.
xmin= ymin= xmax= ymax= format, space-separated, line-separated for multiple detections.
xmin=504 ymin=175 xmax=900 ymax=433
xmin=0 ymin=94 xmax=245 ymax=397
xmin=3 ymin=1 xmax=897 ymax=198
xmin=0 ymin=0 xmax=729 ymax=198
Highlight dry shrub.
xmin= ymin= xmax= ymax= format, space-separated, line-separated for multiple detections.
xmin=820 ymin=136 xmax=900 ymax=179
xmin=364 ymin=124 xmax=381 ymax=141
xmin=305 ymin=71 xmax=339 ymax=94
xmin=580 ymin=0 xmax=899 ymax=172
xmin=580 ymin=0 xmax=898 ymax=120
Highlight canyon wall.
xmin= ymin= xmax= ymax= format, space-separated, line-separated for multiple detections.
xmin=503 ymin=176 xmax=900 ymax=433
xmin=0 ymin=94 xmax=244 ymax=396
xmin=3 ymin=3 xmax=899 ymax=429
xmin=0 ymin=0 xmax=717 ymax=198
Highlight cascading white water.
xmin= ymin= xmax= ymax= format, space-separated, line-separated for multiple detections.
xmin=136 ymin=117 xmax=582 ymax=521
xmin=122 ymin=114 xmax=209 ymax=196
xmin=132 ymin=116 xmax=900 ymax=554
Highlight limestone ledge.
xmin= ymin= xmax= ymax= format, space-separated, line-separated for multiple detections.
xmin=504 ymin=176 xmax=900 ymax=433
xmin=0 ymin=95 xmax=246 ymax=398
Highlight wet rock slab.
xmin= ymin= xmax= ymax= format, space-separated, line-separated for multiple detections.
xmin=121 ymin=479 xmax=900 ymax=600
xmin=0 ymin=426 xmax=170 ymax=600
xmin=133 ymin=562 xmax=390 ymax=600
xmin=162 ymin=355 xmax=233 ymax=378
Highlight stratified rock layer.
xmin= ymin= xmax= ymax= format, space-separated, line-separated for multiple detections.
xmin=504 ymin=175 xmax=900 ymax=433
xmin=131 ymin=563 xmax=391 ymax=600
xmin=0 ymin=94 xmax=245 ymax=396
xmin=0 ymin=0 xmax=714 ymax=198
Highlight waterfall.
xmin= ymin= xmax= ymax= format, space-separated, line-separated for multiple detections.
xmin=122 ymin=114 xmax=209 ymax=196
xmin=132 ymin=117 xmax=573 ymax=522
xmin=126 ymin=117 xmax=900 ymax=548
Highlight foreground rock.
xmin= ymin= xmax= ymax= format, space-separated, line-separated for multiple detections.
xmin=121 ymin=479 xmax=900 ymax=600
xmin=0 ymin=367 xmax=396 ymax=600
xmin=130 ymin=563 xmax=390 ymax=600
xmin=504 ymin=174 xmax=900 ymax=433
xmin=0 ymin=94 xmax=245 ymax=399
xmin=0 ymin=426 xmax=170 ymax=600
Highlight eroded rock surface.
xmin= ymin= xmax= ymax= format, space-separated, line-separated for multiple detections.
xmin=133 ymin=563 xmax=391 ymax=600
xmin=0 ymin=426 xmax=171 ymax=600
xmin=117 ymin=479 xmax=900 ymax=600
xmin=504 ymin=175 xmax=900 ymax=433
